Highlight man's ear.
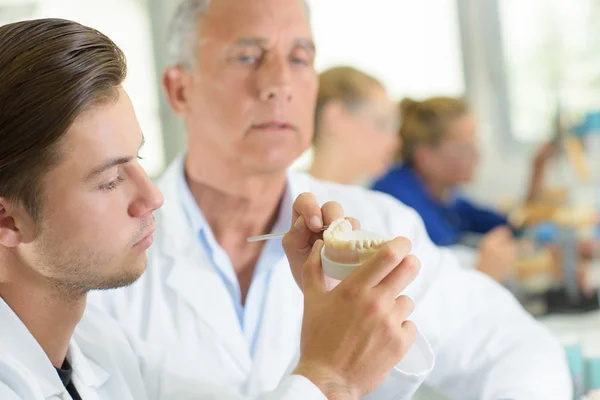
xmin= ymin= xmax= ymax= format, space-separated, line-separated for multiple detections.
xmin=0 ymin=198 xmax=28 ymax=248
xmin=162 ymin=65 xmax=193 ymax=117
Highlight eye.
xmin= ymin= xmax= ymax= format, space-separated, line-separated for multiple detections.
xmin=99 ymin=176 xmax=125 ymax=192
xmin=237 ymin=55 xmax=258 ymax=64
xmin=290 ymin=49 xmax=313 ymax=67
xmin=290 ymin=57 xmax=309 ymax=66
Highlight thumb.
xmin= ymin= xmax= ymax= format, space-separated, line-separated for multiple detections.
xmin=302 ymin=240 xmax=326 ymax=294
xmin=283 ymin=216 xmax=313 ymax=257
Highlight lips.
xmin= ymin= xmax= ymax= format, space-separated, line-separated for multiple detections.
xmin=133 ymin=220 xmax=156 ymax=248
xmin=133 ymin=230 xmax=155 ymax=250
xmin=251 ymin=120 xmax=295 ymax=131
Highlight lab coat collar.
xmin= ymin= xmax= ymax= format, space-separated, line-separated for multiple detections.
xmin=156 ymin=155 xmax=198 ymax=257
xmin=69 ymin=326 xmax=110 ymax=391
xmin=176 ymin=154 xmax=291 ymax=284
xmin=174 ymin=154 xmax=302 ymax=236
xmin=0 ymin=296 xmax=109 ymax=398
xmin=156 ymin=154 xmax=310 ymax=261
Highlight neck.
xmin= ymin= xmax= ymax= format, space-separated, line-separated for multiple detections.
xmin=184 ymin=154 xmax=287 ymax=303
xmin=184 ymin=156 xmax=287 ymax=240
xmin=309 ymin=144 xmax=362 ymax=185
xmin=414 ymin=166 xmax=452 ymax=202
xmin=0 ymin=255 xmax=85 ymax=368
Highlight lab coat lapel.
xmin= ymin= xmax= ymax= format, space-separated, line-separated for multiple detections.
xmin=165 ymin=250 xmax=252 ymax=371
xmin=244 ymin=173 xmax=309 ymax=394
xmin=0 ymin=298 xmax=65 ymax=399
xmin=157 ymin=157 xmax=252 ymax=373
xmin=245 ymin=255 xmax=304 ymax=395
xmin=67 ymin=338 xmax=109 ymax=400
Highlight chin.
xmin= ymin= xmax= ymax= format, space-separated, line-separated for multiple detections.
xmin=244 ymin=139 xmax=307 ymax=167
xmin=124 ymin=255 xmax=148 ymax=282
xmin=99 ymin=256 xmax=147 ymax=290
xmin=462 ymin=173 xmax=476 ymax=183
xmin=373 ymin=162 xmax=391 ymax=178
xmin=246 ymin=153 xmax=300 ymax=173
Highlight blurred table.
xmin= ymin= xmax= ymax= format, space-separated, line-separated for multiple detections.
xmin=539 ymin=310 xmax=600 ymax=398
xmin=539 ymin=310 xmax=600 ymax=337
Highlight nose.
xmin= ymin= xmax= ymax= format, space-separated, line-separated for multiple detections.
xmin=129 ymin=166 xmax=164 ymax=218
xmin=256 ymin=55 xmax=293 ymax=103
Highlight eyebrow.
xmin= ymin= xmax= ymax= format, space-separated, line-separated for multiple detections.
xmin=83 ymin=134 xmax=145 ymax=183
xmin=232 ymin=37 xmax=316 ymax=53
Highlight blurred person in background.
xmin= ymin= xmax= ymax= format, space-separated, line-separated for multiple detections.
xmin=308 ymin=66 xmax=401 ymax=185
xmin=373 ymin=97 xmax=553 ymax=282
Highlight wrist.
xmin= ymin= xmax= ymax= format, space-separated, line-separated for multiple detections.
xmin=293 ymin=363 xmax=360 ymax=400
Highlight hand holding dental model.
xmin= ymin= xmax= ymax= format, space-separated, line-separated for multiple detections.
xmin=283 ymin=193 xmax=421 ymax=398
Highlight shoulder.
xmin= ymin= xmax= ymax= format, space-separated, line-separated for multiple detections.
xmin=372 ymin=164 xmax=403 ymax=187
xmin=292 ymin=172 xmax=423 ymax=238
xmin=453 ymin=193 xmax=477 ymax=208
xmin=373 ymin=165 xmax=423 ymax=203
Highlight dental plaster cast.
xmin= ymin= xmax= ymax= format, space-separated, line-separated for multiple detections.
xmin=321 ymin=218 xmax=392 ymax=280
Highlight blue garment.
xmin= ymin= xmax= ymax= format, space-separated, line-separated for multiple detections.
xmin=372 ymin=164 xmax=509 ymax=246
xmin=178 ymin=158 xmax=291 ymax=358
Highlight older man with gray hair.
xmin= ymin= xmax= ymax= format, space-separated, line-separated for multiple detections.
xmin=91 ymin=0 xmax=572 ymax=398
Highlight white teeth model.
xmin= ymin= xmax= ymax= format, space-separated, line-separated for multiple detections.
xmin=321 ymin=219 xmax=391 ymax=279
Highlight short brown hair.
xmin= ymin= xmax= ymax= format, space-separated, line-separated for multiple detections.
xmin=398 ymin=96 xmax=469 ymax=164
xmin=314 ymin=66 xmax=384 ymax=141
xmin=0 ymin=18 xmax=127 ymax=219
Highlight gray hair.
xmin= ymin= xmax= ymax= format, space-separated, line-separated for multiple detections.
xmin=166 ymin=0 xmax=311 ymax=68
xmin=166 ymin=0 xmax=212 ymax=67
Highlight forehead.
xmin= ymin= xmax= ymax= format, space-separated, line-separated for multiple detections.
xmin=358 ymin=86 xmax=395 ymax=114
xmin=366 ymin=86 xmax=391 ymax=105
xmin=57 ymin=89 xmax=140 ymax=167
xmin=200 ymin=0 xmax=312 ymax=45
xmin=446 ymin=113 xmax=477 ymax=141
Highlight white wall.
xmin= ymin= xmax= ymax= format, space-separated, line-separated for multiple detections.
xmin=34 ymin=0 xmax=166 ymax=177
xmin=293 ymin=0 xmax=467 ymax=173
xmin=308 ymin=0 xmax=465 ymax=99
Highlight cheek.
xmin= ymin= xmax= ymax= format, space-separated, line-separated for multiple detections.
xmin=193 ymin=77 xmax=249 ymax=124
xmin=450 ymin=161 xmax=471 ymax=180
xmin=431 ymin=156 xmax=450 ymax=174
xmin=464 ymin=161 xmax=477 ymax=177
xmin=56 ymin=192 xmax=131 ymax=245
xmin=379 ymin=135 xmax=399 ymax=152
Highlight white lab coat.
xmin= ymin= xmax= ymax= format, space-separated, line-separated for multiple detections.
xmin=0 ymin=296 xmax=345 ymax=400
xmin=0 ymin=296 xmax=148 ymax=400
xmin=90 ymin=156 xmax=573 ymax=399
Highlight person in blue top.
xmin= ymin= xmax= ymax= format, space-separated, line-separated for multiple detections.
xmin=373 ymin=96 xmax=552 ymax=282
